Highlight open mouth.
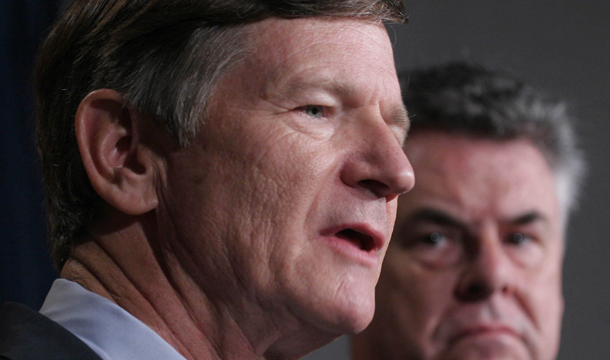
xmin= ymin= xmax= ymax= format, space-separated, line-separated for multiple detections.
xmin=335 ymin=228 xmax=376 ymax=252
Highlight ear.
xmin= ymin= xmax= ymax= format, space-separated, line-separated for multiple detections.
xmin=75 ymin=89 xmax=159 ymax=215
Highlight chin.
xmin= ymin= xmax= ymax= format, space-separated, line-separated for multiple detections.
xmin=336 ymin=305 xmax=375 ymax=335
xmin=294 ymin=286 xmax=376 ymax=338
xmin=341 ymin=275 xmax=382 ymax=333
xmin=272 ymin=292 xmax=376 ymax=360
xmin=324 ymin=285 xmax=377 ymax=335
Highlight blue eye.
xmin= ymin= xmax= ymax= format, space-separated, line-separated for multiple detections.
xmin=422 ymin=232 xmax=445 ymax=246
xmin=509 ymin=232 xmax=530 ymax=245
xmin=303 ymin=105 xmax=323 ymax=119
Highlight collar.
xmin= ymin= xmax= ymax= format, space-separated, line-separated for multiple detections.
xmin=40 ymin=279 xmax=187 ymax=360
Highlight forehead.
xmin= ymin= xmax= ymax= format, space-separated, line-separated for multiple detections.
xmin=400 ymin=131 xmax=560 ymax=223
xmin=238 ymin=17 xmax=401 ymax=100
xmin=249 ymin=17 xmax=392 ymax=60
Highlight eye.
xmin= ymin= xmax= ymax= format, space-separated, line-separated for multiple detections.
xmin=302 ymin=105 xmax=324 ymax=119
xmin=507 ymin=232 xmax=531 ymax=245
xmin=399 ymin=231 xmax=462 ymax=268
xmin=421 ymin=232 xmax=446 ymax=246
xmin=504 ymin=231 xmax=546 ymax=268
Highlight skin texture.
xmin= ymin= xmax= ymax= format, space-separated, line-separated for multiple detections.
xmin=68 ymin=17 xmax=414 ymax=360
xmin=352 ymin=131 xmax=564 ymax=360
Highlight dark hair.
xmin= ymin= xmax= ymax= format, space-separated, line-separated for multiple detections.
xmin=35 ymin=0 xmax=407 ymax=270
xmin=401 ymin=61 xmax=586 ymax=220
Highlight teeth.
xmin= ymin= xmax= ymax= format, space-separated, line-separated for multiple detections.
xmin=337 ymin=229 xmax=373 ymax=251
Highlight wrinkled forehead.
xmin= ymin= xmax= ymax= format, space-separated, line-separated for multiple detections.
xmin=242 ymin=17 xmax=397 ymax=83
xmin=250 ymin=17 xmax=391 ymax=52
xmin=400 ymin=131 xmax=562 ymax=226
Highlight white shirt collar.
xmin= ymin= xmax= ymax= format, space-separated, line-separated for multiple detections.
xmin=40 ymin=279 xmax=187 ymax=360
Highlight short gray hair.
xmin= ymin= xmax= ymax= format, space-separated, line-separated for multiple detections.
xmin=35 ymin=0 xmax=407 ymax=270
xmin=401 ymin=62 xmax=586 ymax=223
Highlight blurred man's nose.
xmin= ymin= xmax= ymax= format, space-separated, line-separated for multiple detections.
xmin=454 ymin=229 xmax=512 ymax=302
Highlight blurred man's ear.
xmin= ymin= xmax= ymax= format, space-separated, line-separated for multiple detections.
xmin=75 ymin=89 xmax=159 ymax=215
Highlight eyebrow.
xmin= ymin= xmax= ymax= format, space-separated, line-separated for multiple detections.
xmin=389 ymin=103 xmax=410 ymax=142
xmin=284 ymin=78 xmax=355 ymax=99
xmin=408 ymin=208 xmax=463 ymax=227
xmin=408 ymin=208 xmax=549 ymax=227
xmin=510 ymin=211 xmax=548 ymax=225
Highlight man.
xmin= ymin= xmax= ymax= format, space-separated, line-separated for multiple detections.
xmin=352 ymin=62 xmax=585 ymax=360
xmin=0 ymin=1 xmax=415 ymax=359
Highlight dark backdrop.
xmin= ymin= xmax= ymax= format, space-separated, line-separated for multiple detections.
xmin=0 ymin=0 xmax=61 ymax=309
xmin=1 ymin=1 xmax=608 ymax=359
xmin=307 ymin=1 xmax=610 ymax=360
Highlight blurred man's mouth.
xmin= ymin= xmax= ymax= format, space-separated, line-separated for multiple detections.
xmin=449 ymin=323 xmax=522 ymax=346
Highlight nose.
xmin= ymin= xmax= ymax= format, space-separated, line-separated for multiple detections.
xmin=454 ymin=231 xmax=512 ymax=302
xmin=340 ymin=116 xmax=415 ymax=200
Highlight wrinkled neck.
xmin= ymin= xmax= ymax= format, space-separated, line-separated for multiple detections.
xmin=61 ymin=218 xmax=266 ymax=360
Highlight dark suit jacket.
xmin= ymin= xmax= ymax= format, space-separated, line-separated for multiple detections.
xmin=0 ymin=302 xmax=102 ymax=360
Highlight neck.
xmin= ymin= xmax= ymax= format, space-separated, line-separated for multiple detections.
xmin=61 ymin=217 xmax=275 ymax=360
xmin=62 ymin=208 xmax=340 ymax=360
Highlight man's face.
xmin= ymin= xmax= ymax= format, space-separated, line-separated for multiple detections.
xmin=356 ymin=131 xmax=564 ymax=360
xmin=155 ymin=18 xmax=414 ymax=341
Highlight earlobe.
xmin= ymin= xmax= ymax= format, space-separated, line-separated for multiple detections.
xmin=75 ymin=89 xmax=159 ymax=215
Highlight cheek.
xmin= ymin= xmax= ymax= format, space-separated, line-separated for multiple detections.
xmin=241 ymin=133 xmax=344 ymax=279
xmin=521 ymin=243 xmax=564 ymax=318
xmin=505 ymin=252 xmax=563 ymax=360
xmin=377 ymin=253 xmax=453 ymax=344
xmin=525 ymin=265 xmax=564 ymax=339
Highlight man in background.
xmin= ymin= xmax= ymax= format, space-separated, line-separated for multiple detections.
xmin=0 ymin=1 xmax=415 ymax=359
xmin=352 ymin=62 xmax=585 ymax=360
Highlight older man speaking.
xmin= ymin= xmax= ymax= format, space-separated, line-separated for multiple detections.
xmin=0 ymin=1 xmax=414 ymax=360
xmin=352 ymin=62 xmax=585 ymax=360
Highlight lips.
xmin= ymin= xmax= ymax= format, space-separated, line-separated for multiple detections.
xmin=320 ymin=223 xmax=385 ymax=266
xmin=449 ymin=324 xmax=522 ymax=346
xmin=335 ymin=228 xmax=377 ymax=252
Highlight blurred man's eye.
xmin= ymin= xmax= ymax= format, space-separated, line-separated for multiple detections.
xmin=392 ymin=227 xmax=463 ymax=268
xmin=420 ymin=232 xmax=446 ymax=246
xmin=507 ymin=232 xmax=532 ymax=245
xmin=504 ymin=231 xmax=546 ymax=268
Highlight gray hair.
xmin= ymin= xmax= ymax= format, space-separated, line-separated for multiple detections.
xmin=400 ymin=62 xmax=586 ymax=224
xmin=35 ymin=0 xmax=407 ymax=270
